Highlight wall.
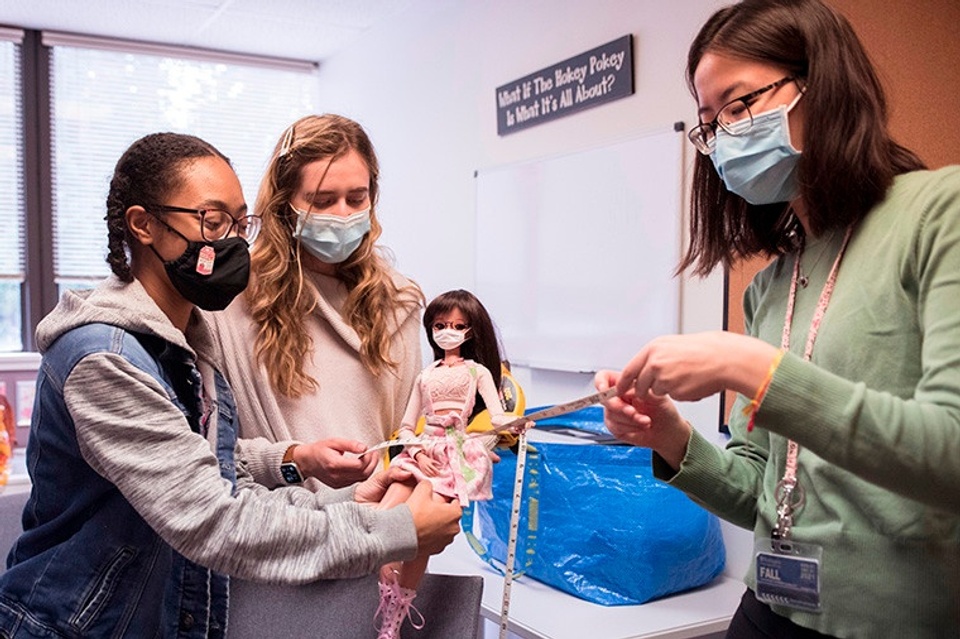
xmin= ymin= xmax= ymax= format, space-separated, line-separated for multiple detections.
xmin=312 ymin=0 xmax=753 ymax=589
xmin=315 ymin=0 xmax=727 ymax=403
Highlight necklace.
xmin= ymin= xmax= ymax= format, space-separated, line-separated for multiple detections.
xmin=797 ymin=232 xmax=836 ymax=289
xmin=774 ymin=225 xmax=853 ymax=538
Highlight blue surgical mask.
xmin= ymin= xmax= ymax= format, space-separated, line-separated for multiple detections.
xmin=710 ymin=92 xmax=803 ymax=205
xmin=293 ymin=206 xmax=371 ymax=264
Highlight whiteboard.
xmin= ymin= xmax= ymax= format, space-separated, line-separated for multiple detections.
xmin=475 ymin=127 xmax=683 ymax=372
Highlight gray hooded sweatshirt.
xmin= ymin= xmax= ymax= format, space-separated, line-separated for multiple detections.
xmin=32 ymin=275 xmax=418 ymax=583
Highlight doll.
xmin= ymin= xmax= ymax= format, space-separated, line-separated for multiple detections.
xmin=374 ymin=289 xmax=509 ymax=639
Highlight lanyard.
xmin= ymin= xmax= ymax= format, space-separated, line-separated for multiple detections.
xmin=772 ymin=226 xmax=853 ymax=539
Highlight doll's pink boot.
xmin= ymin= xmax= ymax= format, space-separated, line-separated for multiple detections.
xmin=375 ymin=579 xmax=423 ymax=639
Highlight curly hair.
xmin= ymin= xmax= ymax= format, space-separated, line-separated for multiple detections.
xmin=248 ymin=114 xmax=424 ymax=397
xmin=680 ymin=0 xmax=925 ymax=277
xmin=105 ymin=132 xmax=229 ymax=281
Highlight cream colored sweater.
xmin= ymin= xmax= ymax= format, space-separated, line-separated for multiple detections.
xmin=208 ymin=267 xmax=423 ymax=488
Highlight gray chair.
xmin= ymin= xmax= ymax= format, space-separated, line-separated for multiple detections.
xmin=227 ymin=572 xmax=484 ymax=639
xmin=0 ymin=490 xmax=484 ymax=638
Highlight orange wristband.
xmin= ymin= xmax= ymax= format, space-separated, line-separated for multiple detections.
xmin=742 ymin=350 xmax=785 ymax=432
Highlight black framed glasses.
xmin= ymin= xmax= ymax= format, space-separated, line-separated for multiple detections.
xmin=151 ymin=204 xmax=262 ymax=244
xmin=433 ymin=321 xmax=470 ymax=332
xmin=688 ymin=76 xmax=797 ymax=155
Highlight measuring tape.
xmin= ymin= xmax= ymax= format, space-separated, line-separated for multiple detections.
xmin=492 ymin=387 xmax=618 ymax=435
xmin=350 ymin=387 xmax=620 ymax=637
xmin=494 ymin=387 xmax=617 ymax=638
xmin=499 ymin=428 xmax=528 ymax=639
xmin=356 ymin=387 xmax=619 ymax=457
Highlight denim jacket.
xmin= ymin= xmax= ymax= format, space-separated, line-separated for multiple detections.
xmin=0 ymin=323 xmax=237 ymax=638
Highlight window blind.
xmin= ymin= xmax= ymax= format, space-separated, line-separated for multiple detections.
xmin=48 ymin=38 xmax=318 ymax=287
xmin=0 ymin=35 xmax=24 ymax=350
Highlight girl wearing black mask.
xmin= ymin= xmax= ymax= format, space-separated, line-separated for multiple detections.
xmin=0 ymin=132 xmax=461 ymax=637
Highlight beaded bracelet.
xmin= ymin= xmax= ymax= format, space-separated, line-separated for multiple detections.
xmin=742 ymin=350 xmax=785 ymax=432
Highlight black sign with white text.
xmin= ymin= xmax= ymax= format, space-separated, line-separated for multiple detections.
xmin=496 ymin=35 xmax=634 ymax=136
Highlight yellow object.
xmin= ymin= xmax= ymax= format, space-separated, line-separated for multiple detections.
xmin=466 ymin=364 xmax=525 ymax=448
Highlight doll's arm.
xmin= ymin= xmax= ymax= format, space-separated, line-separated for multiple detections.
xmin=398 ymin=372 xmax=426 ymax=457
xmin=476 ymin=365 xmax=508 ymax=426
xmin=474 ymin=365 xmax=510 ymax=451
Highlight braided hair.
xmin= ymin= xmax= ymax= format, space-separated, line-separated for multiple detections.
xmin=104 ymin=132 xmax=229 ymax=281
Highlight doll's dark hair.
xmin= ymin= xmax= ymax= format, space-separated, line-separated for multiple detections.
xmin=424 ymin=289 xmax=504 ymax=419
xmin=680 ymin=0 xmax=925 ymax=276
xmin=104 ymin=132 xmax=230 ymax=281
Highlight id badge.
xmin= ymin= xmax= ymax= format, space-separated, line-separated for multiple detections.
xmin=754 ymin=538 xmax=822 ymax=612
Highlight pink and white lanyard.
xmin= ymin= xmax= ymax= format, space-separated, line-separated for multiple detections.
xmin=772 ymin=226 xmax=854 ymax=540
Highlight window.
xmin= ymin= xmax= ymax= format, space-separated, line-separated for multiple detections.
xmin=48 ymin=34 xmax=318 ymax=293
xmin=1 ymin=32 xmax=318 ymax=351
xmin=0 ymin=30 xmax=24 ymax=351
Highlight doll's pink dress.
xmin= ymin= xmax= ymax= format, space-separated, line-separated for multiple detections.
xmin=392 ymin=359 xmax=506 ymax=503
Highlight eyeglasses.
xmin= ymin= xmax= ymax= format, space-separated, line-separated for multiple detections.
xmin=433 ymin=322 xmax=470 ymax=332
xmin=150 ymin=204 xmax=262 ymax=244
xmin=688 ymin=76 xmax=797 ymax=155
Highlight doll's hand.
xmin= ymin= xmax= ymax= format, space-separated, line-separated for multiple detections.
xmin=415 ymin=451 xmax=441 ymax=477
xmin=512 ymin=420 xmax=534 ymax=435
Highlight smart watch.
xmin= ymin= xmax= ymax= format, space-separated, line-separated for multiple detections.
xmin=280 ymin=444 xmax=304 ymax=484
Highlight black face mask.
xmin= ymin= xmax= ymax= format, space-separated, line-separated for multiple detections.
xmin=149 ymin=222 xmax=250 ymax=311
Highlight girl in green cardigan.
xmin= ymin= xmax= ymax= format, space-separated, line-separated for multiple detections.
xmin=598 ymin=1 xmax=959 ymax=637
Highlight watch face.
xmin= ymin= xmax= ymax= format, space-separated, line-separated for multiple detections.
xmin=280 ymin=463 xmax=303 ymax=484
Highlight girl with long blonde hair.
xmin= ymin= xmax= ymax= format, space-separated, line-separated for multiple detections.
xmin=210 ymin=114 xmax=425 ymax=490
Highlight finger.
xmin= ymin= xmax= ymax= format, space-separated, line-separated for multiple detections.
xmin=322 ymin=438 xmax=368 ymax=454
xmin=605 ymin=411 xmax=639 ymax=435
xmin=412 ymin=480 xmax=434 ymax=498
xmin=385 ymin=466 xmax=413 ymax=483
xmin=632 ymin=361 xmax=659 ymax=399
xmin=445 ymin=498 xmax=463 ymax=521
xmin=593 ymin=369 xmax=618 ymax=393
xmin=603 ymin=394 xmax=638 ymax=421
xmin=616 ymin=348 xmax=650 ymax=395
xmin=361 ymin=453 xmax=379 ymax=476
xmin=327 ymin=452 xmax=364 ymax=469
